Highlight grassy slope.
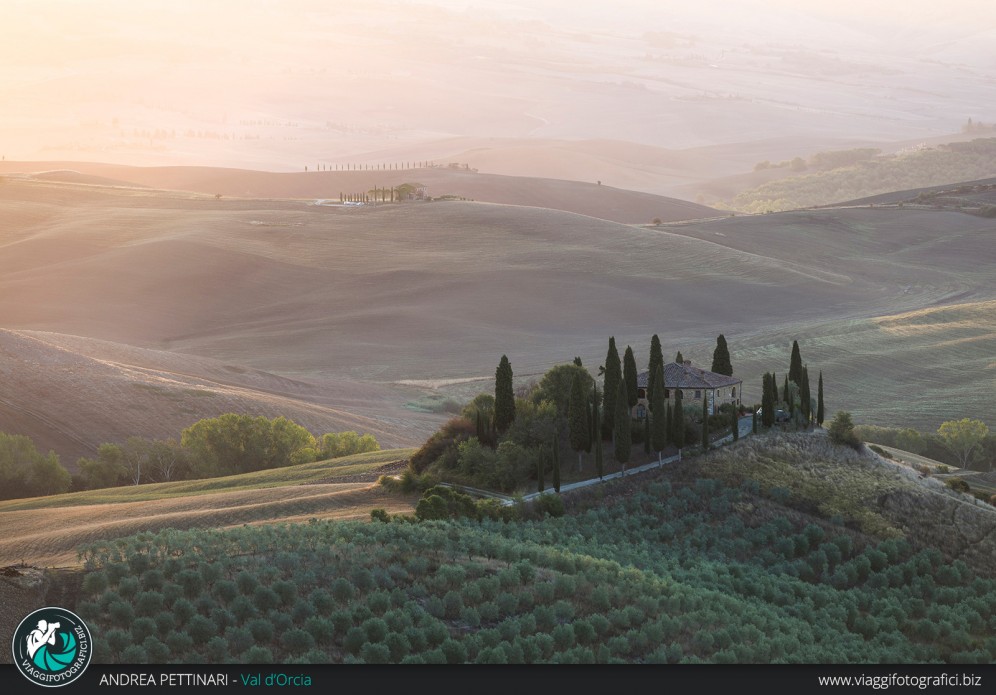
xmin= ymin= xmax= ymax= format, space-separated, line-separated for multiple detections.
xmin=0 ymin=449 xmax=413 ymax=511
xmin=726 ymin=139 xmax=996 ymax=212
xmin=0 ymin=449 xmax=416 ymax=567
xmin=655 ymin=209 xmax=996 ymax=430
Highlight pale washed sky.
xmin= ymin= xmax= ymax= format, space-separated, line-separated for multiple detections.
xmin=1 ymin=0 xmax=992 ymax=166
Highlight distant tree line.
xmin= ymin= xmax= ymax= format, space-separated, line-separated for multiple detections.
xmin=0 ymin=433 xmax=71 ymax=499
xmin=339 ymin=183 xmax=425 ymax=203
xmin=310 ymin=162 xmax=439 ymax=172
xmin=0 ymin=416 xmax=381 ymax=501
xmin=856 ymin=419 xmax=994 ymax=473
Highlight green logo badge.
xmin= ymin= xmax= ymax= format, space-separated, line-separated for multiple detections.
xmin=12 ymin=607 xmax=92 ymax=687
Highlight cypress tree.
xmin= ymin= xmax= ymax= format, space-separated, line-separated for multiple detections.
xmin=588 ymin=383 xmax=598 ymax=451
xmin=675 ymin=351 xmax=684 ymax=365
xmin=801 ymin=365 xmax=811 ymax=426
xmin=701 ymin=395 xmax=709 ymax=451
xmin=623 ymin=346 xmax=638 ymax=409
xmin=647 ymin=335 xmax=664 ymax=408
xmin=772 ymin=372 xmax=779 ymax=402
xmin=494 ymin=355 xmax=515 ymax=433
xmin=783 ymin=374 xmax=790 ymax=407
xmin=789 ymin=340 xmax=803 ymax=385
xmin=732 ymin=406 xmax=739 ymax=441
xmin=602 ymin=338 xmax=621 ymax=440
xmin=537 ymin=449 xmax=545 ymax=493
xmin=568 ymin=373 xmax=589 ymax=472
xmin=665 ymin=401 xmax=672 ymax=446
xmin=552 ymin=436 xmax=561 ymax=493
xmin=711 ymin=334 xmax=733 ymax=376
xmin=673 ymin=390 xmax=685 ymax=457
xmin=594 ymin=419 xmax=604 ymax=480
xmin=651 ymin=366 xmax=668 ymax=463
xmin=613 ymin=379 xmax=631 ymax=473
xmin=643 ymin=417 xmax=651 ymax=455
xmin=817 ymin=371 xmax=825 ymax=427
xmin=761 ymin=373 xmax=775 ymax=428
xmin=476 ymin=411 xmax=484 ymax=443
xmin=573 ymin=356 xmax=583 ymax=367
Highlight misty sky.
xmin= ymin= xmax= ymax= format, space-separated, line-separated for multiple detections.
xmin=1 ymin=0 xmax=994 ymax=168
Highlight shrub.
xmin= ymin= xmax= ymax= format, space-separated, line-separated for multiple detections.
xmin=303 ymin=616 xmax=334 ymax=645
xmin=360 ymin=642 xmax=391 ymax=664
xmin=409 ymin=417 xmax=475 ymax=474
xmin=134 ymin=591 xmax=164 ymax=617
xmin=131 ymin=617 xmax=157 ymax=643
xmin=828 ymin=412 xmax=861 ymax=449
xmin=945 ymin=478 xmax=971 ymax=494
xmin=225 ymin=626 xmax=254 ymax=655
xmin=330 ymin=577 xmax=355 ymax=602
xmin=154 ymin=612 xmax=176 ymax=636
xmin=385 ymin=632 xmax=411 ymax=661
xmin=82 ymin=571 xmax=109 ymax=595
xmin=108 ymin=600 xmax=135 ymax=627
xmin=282 ymin=628 xmax=316 ymax=653
xmin=206 ymin=636 xmax=227 ymax=661
xmin=142 ymin=636 xmax=169 ymax=662
xmin=253 ymin=586 xmax=280 ymax=611
xmin=243 ymin=646 xmax=274 ymax=664
xmin=317 ymin=431 xmax=380 ymax=460
xmin=441 ymin=638 xmax=468 ymax=664
xmin=247 ymin=618 xmax=274 ymax=643
xmin=235 ymin=571 xmax=258 ymax=595
xmin=370 ymin=508 xmax=391 ymax=523
xmin=165 ymin=631 xmax=193 ymax=656
xmin=272 ymin=579 xmax=297 ymax=606
xmin=534 ymin=493 xmax=565 ymax=518
xmin=187 ymin=615 xmax=216 ymax=642
xmin=105 ymin=628 xmax=130 ymax=654
xmin=213 ymin=579 xmax=238 ymax=604
xmin=120 ymin=645 xmax=148 ymax=664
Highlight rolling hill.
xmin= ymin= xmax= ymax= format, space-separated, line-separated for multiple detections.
xmin=0 ymin=174 xmax=993 ymax=462
xmin=0 ymin=162 xmax=717 ymax=225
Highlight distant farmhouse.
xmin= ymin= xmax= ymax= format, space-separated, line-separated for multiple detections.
xmin=634 ymin=361 xmax=742 ymax=419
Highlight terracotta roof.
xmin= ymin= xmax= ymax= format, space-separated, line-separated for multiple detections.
xmin=637 ymin=362 xmax=741 ymax=390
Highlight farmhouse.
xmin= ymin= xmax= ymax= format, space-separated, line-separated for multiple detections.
xmin=634 ymin=361 xmax=742 ymax=418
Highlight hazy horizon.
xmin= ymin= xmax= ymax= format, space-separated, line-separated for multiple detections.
xmin=3 ymin=0 xmax=994 ymax=176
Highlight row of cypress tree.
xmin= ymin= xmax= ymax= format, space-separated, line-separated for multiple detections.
xmin=760 ymin=340 xmax=825 ymax=428
xmin=499 ymin=335 xmax=823 ymax=491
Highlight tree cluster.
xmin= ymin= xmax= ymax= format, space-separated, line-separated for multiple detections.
xmin=0 ymin=432 xmax=70 ymax=500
